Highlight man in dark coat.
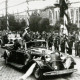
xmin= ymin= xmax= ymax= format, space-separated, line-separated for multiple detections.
xmin=48 ymin=34 xmax=53 ymax=50
xmin=75 ymin=40 xmax=78 ymax=56
xmin=77 ymin=41 xmax=80 ymax=57
xmin=54 ymin=36 xmax=60 ymax=51
xmin=61 ymin=38 xmax=65 ymax=53
xmin=67 ymin=39 xmax=73 ymax=55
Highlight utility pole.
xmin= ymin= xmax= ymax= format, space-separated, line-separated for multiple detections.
xmin=5 ymin=0 xmax=9 ymax=30
xmin=26 ymin=0 xmax=30 ymax=27
xmin=26 ymin=0 xmax=45 ymax=27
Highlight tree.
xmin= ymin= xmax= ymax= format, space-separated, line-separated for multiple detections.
xmin=0 ymin=15 xmax=26 ymax=31
xmin=66 ymin=23 xmax=78 ymax=34
xmin=20 ymin=19 xmax=26 ymax=31
xmin=38 ymin=18 xmax=51 ymax=32
xmin=0 ymin=16 xmax=6 ymax=30
xmin=50 ymin=20 xmax=60 ymax=33
xmin=29 ymin=12 xmax=42 ymax=32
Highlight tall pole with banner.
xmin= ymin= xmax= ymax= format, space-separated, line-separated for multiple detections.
xmin=59 ymin=0 xmax=68 ymax=36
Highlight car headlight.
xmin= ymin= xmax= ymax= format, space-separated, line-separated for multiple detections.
xmin=54 ymin=66 xmax=58 ymax=70
xmin=45 ymin=55 xmax=51 ymax=62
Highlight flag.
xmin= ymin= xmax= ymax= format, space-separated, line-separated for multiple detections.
xmin=59 ymin=0 xmax=68 ymax=17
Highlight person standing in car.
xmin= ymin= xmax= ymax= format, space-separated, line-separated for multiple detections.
xmin=22 ymin=27 xmax=31 ymax=42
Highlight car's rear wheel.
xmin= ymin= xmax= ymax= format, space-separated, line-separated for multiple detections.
xmin=34 ymin=67 xmax=43 ymax=80
xmin=65 ymin=62 xmax=75 ymax=75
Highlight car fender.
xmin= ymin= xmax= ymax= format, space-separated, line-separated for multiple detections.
xmin=33 ymin=59 xmax=44 ymax=68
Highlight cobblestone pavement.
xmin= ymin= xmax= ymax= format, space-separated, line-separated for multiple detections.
xmin=0 ymin=48 xmax=80 ymax=80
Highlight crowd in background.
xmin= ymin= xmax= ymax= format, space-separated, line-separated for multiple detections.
xmin=0 ymin=29 xmax=80 ymax=57
xmin=21 ymin=29 xmax=80 ymax=57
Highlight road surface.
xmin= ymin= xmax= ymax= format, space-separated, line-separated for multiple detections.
xmin=0 ymin=48 xmax=80 ymax=80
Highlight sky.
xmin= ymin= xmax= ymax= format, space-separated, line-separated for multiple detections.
xmin=0 ymin=0 xmax=80 ymax=16
xmin=0 ymin=0 xmax=56 ymax=16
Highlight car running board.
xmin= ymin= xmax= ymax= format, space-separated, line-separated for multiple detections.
xmin=7 ymin=62 xmax=24 ymax=69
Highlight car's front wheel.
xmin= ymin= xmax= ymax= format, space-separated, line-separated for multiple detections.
xmin=34 ymin=67 xmax=43 ymax=80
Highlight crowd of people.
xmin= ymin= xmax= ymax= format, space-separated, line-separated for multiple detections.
xmin=22 ymin=28 xmax=80 ymax=57
xmin=0 ymin=29 xmax=80 ymax=57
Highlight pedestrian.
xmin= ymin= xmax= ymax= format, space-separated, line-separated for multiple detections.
xmin=2 ymin=33 xmax=9 ymax=46
xmin=60 ymin=34 xmax=68 ymax=53
xmin=54 ymin=36 xmax=60 ymax=51
xmin=77 ymin=40 xmax=80 ymax=57
xmin=61 ymin=38 xmax=65 ymax=53
xmin=75 ymin=40 xmax=78 ymax=56
xmin=48 ymin=34 xmax=53 ymax=50
xmin=67 ymin=39 xmax=73 ymax=55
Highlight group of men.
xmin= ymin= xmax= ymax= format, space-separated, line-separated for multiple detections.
xmin=1 ymin=28 xmax=80 ymax=57
xmin=22 ymin=28 xmax=76 ymax=56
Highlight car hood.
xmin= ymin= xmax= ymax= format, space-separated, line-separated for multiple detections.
xmin=31 ymin=48 xmax=53 ymax=55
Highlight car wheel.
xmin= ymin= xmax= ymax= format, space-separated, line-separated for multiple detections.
xmin=68 ymin=63 xmax=75 ymax=75
xmin=69 ymin=62 xmax=74 ymax=69
xmin=34 ymin=67 xmax=43 ymax=79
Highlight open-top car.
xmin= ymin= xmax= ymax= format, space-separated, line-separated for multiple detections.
xmin=33 ymin=52 xmax=77 ymax=79
xmin=2 ymin=39 xmax=77 ymax=79
xmin=2 ymin=40 xmax=49 ymax=68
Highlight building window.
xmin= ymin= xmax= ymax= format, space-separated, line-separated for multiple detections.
xmin=71 ymin=9 xmax=74 ymax=23
xmin=49 ymin=10 xmax=53 ymax=25
xmin=76 ymin=9 xmax=78 ymax=23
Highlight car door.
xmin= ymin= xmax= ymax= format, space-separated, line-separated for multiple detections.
xmin=15 ymin=50 xmax=26 ymax=65
xmin=8 ymin=50 xmax=17 ymax=63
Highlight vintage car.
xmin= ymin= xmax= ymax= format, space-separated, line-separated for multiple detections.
xmin=2 ymin=40 xmax=49 ymax=68
xmin=33 ymin=52 xmax=77 ymax=79
xmin=2 ymin=39 xmax=77 ymax=79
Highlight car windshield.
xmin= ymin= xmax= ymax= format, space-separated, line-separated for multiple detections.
xmin=26 ymin=41 xmax=46 ymax=49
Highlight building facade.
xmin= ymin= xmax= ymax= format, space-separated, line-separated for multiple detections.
xmin=68 ymin=7 xmax=80 ymax=28
xmin=39 ymin=0 xmax=80 ymax=28
xmin=13 ymin=0 xmax=80 ymax=28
